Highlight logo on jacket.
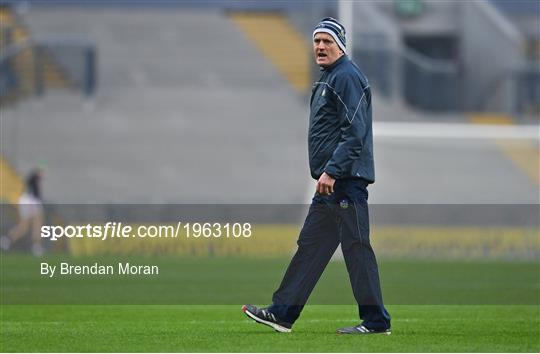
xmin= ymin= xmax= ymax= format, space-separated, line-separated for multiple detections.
xmin=339 ymin=199 xmax=349 ymax=209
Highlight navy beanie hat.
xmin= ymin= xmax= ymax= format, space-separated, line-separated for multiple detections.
xmin=313 ymin=17 xmax=347 ymax=53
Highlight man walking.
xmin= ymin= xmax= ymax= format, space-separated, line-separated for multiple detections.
xmin=243 ymin=17 xmax=391 ymax=335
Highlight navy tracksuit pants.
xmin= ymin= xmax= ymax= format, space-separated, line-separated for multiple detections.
xmin=268 ymin=178 xmax=391 ymax=330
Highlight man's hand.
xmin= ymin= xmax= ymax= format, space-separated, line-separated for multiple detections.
xmin=316 ymin=172 xmax=335 ymax=195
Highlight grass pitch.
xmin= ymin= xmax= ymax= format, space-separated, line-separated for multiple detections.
xmin=2 ymin=305 xmax=539 ymax=352
xmin=1 ymin=254 xmax=539 ymax=352
xmin=2 ymin=255 xmax=539 ymax=305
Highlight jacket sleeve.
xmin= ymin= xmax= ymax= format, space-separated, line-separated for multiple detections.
xmin=324 ymin=73 xmax=369 ymax=179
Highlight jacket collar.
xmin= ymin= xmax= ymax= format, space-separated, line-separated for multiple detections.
xmin=320 ymin=54 xmax=348 ymax=72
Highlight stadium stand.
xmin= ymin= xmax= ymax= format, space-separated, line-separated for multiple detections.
xmin=2 ymin=7 xmax=309 ymax=204
xmin=0 ymin=2 xmax=537 ymax=259
xmin=0 ymin=3 xmax=538 ymax=206
xmin=0 ymin=5 xmax=72 ymax=106
xmin=229 ymin=12 xmax=310 ymax=94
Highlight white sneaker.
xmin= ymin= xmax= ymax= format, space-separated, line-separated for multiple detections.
xmin=0 ymin=236 xmax=11 ymax=251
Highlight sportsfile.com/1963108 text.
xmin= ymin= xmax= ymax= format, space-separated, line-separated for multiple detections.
xmin=40 ymin=222 xmax=252 ymax=241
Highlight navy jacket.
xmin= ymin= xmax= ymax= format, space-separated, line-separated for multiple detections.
xmin=308 ymin=55 xmax=375 ymax=183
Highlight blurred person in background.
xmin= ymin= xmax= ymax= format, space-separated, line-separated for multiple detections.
xmin=1 ymin=168 xmax=45 ymax=256
xmin=243 ymin=18 xmax=391 ymax=335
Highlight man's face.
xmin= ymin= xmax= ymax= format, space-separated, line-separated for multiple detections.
xmin=313 ymin=32 xmax=343 ymax=67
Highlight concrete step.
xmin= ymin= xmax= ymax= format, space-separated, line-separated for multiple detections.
xmin=230 ymin=12 xmax=311 ymax=94
xmin=0 ymin=156 xmax=24 ymax=204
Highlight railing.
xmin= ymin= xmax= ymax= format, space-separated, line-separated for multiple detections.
xmin=342 ymin=41 xmax=537 ymax=115
xmin=0 ymin=60 xmax=17 ymax=98
xmin=355 ymin=43 xmax=460 ymax=111
xmin=0 ymin=37 xmax=96 ymax=103
xmin=402 ymin=48 xmax=460 ymax=111
xmin=353 ymin=33 xmax=395 ymax=98
xmin=514 ymin=63 xmax=540 ymax=116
